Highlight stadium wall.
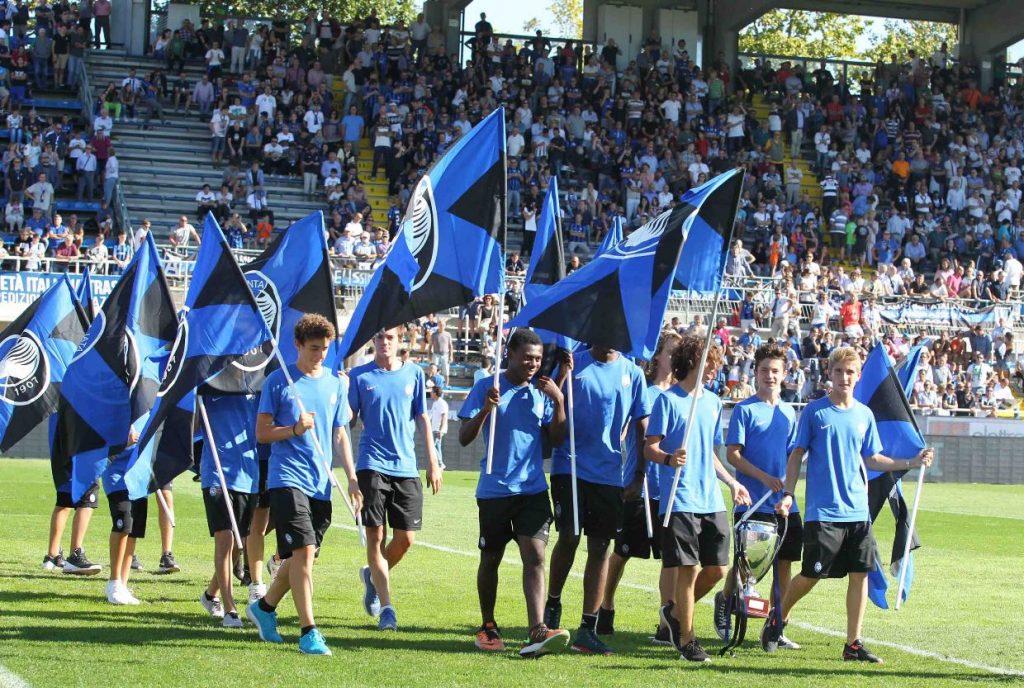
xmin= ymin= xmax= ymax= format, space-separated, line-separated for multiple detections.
xmin=12 ymin=411 xmax=1024 ymax=484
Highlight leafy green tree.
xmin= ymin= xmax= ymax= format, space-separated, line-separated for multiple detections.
xmin=522 ymin=17 xmax=542 ymax=34
xmin=860 ymin=19 xmax=958 ymax=64
xmin=193 ymin=0 xmax=415 ymax=26
xmin=548 ymin=0 xmax=582 ymax=39
xmin=739 ymin=10 xmax=866 ymax=60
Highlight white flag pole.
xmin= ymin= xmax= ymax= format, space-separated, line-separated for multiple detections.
xmin=642 ymin=474 xmax=654 ymax=539
xmin=894 ymin=465 xmax=926 ymax=611
xmin=272 ymin=346 xmax=366 ymax=547
xmin=197 ymin=397 xmax=244 ymax=549
xmin=484 ymin=295 xmax=506 ymax=474
xmin=566 ymin=374 xmax=580 ymax=536
xmin=154 ymin=486 xmax=175 ymax=528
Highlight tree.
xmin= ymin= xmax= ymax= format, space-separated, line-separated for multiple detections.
xmin=860 ymin=20 xmax=958 ymax=64
xmin=195 ymin=0 xmax=416 ymax=28
xmin=522 ymin=17 xmax=542 ymax=34
xmin=548 ymin=0 xmax=582 ymax=39
xmin=739 ymin=10 xmax=867 ymax=60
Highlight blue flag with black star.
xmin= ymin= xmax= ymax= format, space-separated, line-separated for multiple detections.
xmin=123 ymin=215 xmax=273 ymax=498
xmin=855 ymin=343 xmax=925 ymax=609
xmin=53 ymin=233 xmax=178 ymax=502
xmin=202 ymin=210 xmax=338 ymax=393
xmin=0 ymin=275 xmax=90 ymax=452
xmin=508 ymin=169 xmax=743 ymax=359
xmin=337 ymin=108 xmax=506 ymax=362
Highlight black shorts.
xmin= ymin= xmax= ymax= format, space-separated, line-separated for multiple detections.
xmin=202 ymin=486 xmax=257 ymax=538
xmin=55 ymin=482 xmax=100 ymax=509
xmin=257 ymin=458 xmax=271 ymax=509
xmin=550 ymin=475 xmax=623 ymax=540
xmin=662 ymin=511 xmax=730 ymax=568
xmin=614 ymin=497 xmax=662 ymax=560
xmin=358 ymin=470 xmax=423 ymax=531
xmin=733 ymin=510 xmax=803 ymax=562
xmin=801 ymin=521 xmax=874 ymax=579
xmin=269 ymin=487 xmax=332 ymax=560
xmin=107 ymin=490 xmax=148 ymax=539
xmin=160 ymin=481 xmax=173 ymax=491
xmin=477 ymin=491 xmax=552 ymax=551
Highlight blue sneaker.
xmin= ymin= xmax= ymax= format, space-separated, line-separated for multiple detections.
xmin=246 ymin=600 xmax=283 ymax=643
xmin=360 ymin=565 xmax=381 ymax=617
xmin=298 ymin=628 xmax=332 ymax=656
xmin=378 ymin=606 xmax=397 ymax=631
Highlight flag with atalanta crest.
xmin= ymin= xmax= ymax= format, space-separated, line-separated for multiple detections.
xmin=201 ymin=210 xmax=338 ymax=393
xmin=337 ymin=107 xmax=506 ymax=362
xmin=123 ymin=215 xmax=272 ymax=499
xmin=52 ymin=233 xmax=177 ymax=502
xmin=508 ymin=169 xmax=743 ymax=359
xmin=0 ymin=275 xmax=89 ymax=452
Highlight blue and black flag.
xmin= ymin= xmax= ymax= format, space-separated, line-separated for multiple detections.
xmin=0 ymin=275 xmax=90 ymax=451
xmin=53 ymin=234 xmax=177 ymax=501
xmin=524 ymin=177 xmax=572 ymax=376
xmin=75 ymin=266 xmax=97 ymax=322
xmin=202 ymin=210 xmax=338 ymax=393
xmin=593 ymin=215 xmax=623 ymax=258
xmin=855 ymin=343 xmax=926 ymax=609
xmin=337 ymin=108 xmax=506 ymax=362
xmin=123 ymin=216 xmax=272 ymax=499
xmin=508 ymin=169 xmax=743 ymax=359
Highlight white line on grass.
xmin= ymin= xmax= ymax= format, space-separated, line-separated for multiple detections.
xmin=0 ymin=663 xmax=31 ymax=688
xmin=334 ymin=523 xmax=1024 ymax=677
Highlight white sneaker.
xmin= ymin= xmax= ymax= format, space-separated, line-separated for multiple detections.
xmin=200 ymin=593 xmax=225 ymax=619
xmin=248 ymin=583 xmax=267 ymax=603
xmin=222 ymin=611 xmax=244 ymax=628
xmin=267 ymin=555 xmax=281 ymax=581
xmin=106 ymin=580 xmax=123 ymax=605
xmin=121 ymin=586 xmax=141 ymax=606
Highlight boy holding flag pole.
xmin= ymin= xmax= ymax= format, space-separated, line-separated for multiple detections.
xmin=246 ymin=314 xmax=360 ymax=655
xmin=764 ymin=346 xmax=933 ymax=663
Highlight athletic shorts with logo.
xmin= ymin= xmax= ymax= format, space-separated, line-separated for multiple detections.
xmin=614 ymin=497 xmax=662 ymax=559
xmin=477 ymin=491 xmax=552 ymax=551
xmin=357 ymin=469 xmax=423 ymax=531
xmin=269 ymin=487 xmax=332 ymax=559
xmin=662 ymin=511 xmax=730 ymax=568
xmin=734 ymin=511 xmax=803 ymax=562
xmin=56 ymin=481 xmax=100 ymax=509
xmin=550 ymin=475 xmax=623 ymax=540
xmin=107 ymin=490 xmax=148 ymax=539
xmin=801 ymin=520 xmax=874 ymax=579
xmin=202 ymin=486 xmax=257 ymax=538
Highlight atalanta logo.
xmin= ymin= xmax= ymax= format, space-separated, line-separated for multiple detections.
xmin=404 ymin=175 xmax=439 ymax=291
xmin=605 ymin=208 xmax=674 ymax=260
xmin=158 ymin=313 xmax=189 ymax=397
xmin=232 ymin=270 xmax=281 ymax=373
xmin=71 ymin=310 xmax=106 ymax=364
xmin=0 ymin=330 xmax=50 ymax=406
xmin=71 ymin=312 xmax=142 ymax=393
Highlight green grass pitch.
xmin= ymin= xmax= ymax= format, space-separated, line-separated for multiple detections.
xmin=1 ymin=458 xmax=1022 ymax=687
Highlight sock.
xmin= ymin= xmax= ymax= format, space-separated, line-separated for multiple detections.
xmin=301 ymin=625 xmax=316 ymax=637
xmin=580 ymin=613 xmax=598 ymax=631
xmin=380 ymin=604 xmax=394 ymax=613
xmin=258 ymin=598 xmax=276 ymax=613
xmin=203 ymin=592 xmax=214 ymax=602
xmin=546 ymin=594 xmax=560 ymax=608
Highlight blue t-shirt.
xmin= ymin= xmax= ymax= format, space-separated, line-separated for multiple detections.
xmin=649 ymin=386 xmax=726 ymax=515
xmin=551 ymin=350 xmax=650 ymax=487
xmin=460 ymin=374 xmax=553 ymax=499
xmin=793 ymin=396 xmax=882 ymax=523
xmin=726 ymin=395 xmax=798 ymax=514
xmin=200 ymin=394 xmax=260 ymax=494
xmin=348 ymin=361 xmax=426 ymax=478
xmin=258 ymin=364 xmax=349 ymax=501
xmin=621 ymin=383 xmax=665 ymax=496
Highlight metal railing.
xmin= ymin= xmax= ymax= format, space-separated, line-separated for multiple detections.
xmin=736 ymin=52 xmax=878 ymax=95
xmin=0 ymin=253 xmax=131 ymax=274
xmin=458 ymin=30 xmax=597 ymax=68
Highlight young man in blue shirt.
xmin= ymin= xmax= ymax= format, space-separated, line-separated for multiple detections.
xmin=715 ymin=342 xmax=801 ymax=648
xmin=247 ymin=314 xmax=360 ymax=656
xmin=459 ymin=329 xmax=571 ymax=657
xmin=198 ymin=393 xmax=260 ymax=628
xmin=350 ymin=327 xmax=442 ymax=632
xmin=544 ymin=344 xmax=651 ymax=655
xmin=766 ymin=346 xmax=933 ymax=663
xmin=645 ymin=337 xmax=751 ymax=662
xmin=599 ymin=332 xmax=682 ymax=641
